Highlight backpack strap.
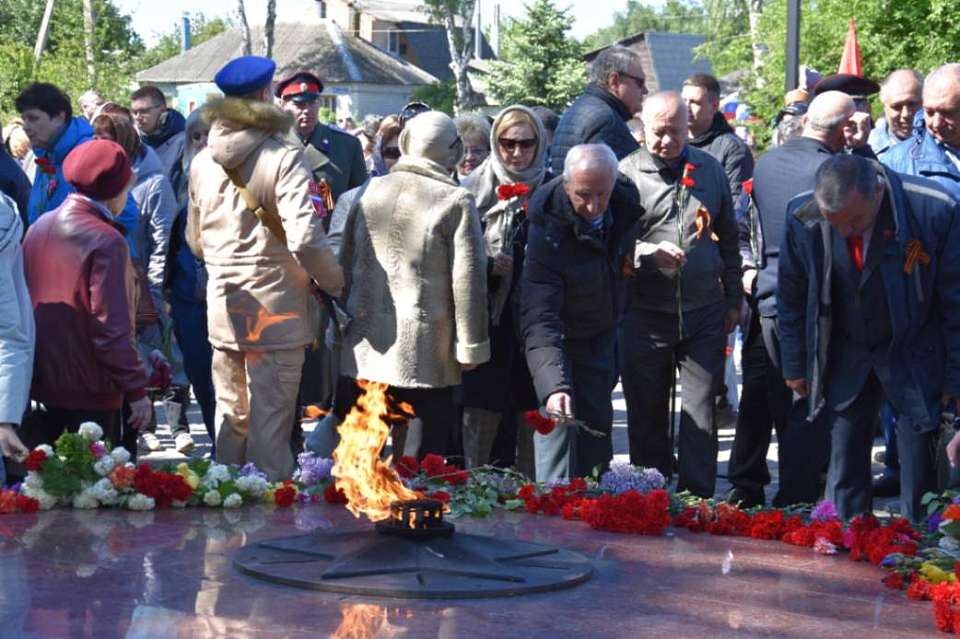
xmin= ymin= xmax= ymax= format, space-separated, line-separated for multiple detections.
xmin=223 ymin=167 xmax=287 ymax=244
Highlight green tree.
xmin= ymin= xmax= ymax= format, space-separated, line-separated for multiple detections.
xmin=137 ymin=14 xmax=229 ymax=70
xmin=423 ymin=0 xmax=482 ymax=113
xmin=0 ymin=0 xmax=145 ymax=118
xmin=410 ymin=80 xmax=457 ymax=115
xmin=583 ymin=0 xmax=707 ymax=51
xmin=485 ymin=0 xmax=586 ymax=111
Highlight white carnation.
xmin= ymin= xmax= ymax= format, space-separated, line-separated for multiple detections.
xmin=78 ymin=422 xmax=104 ymax=441
xmin=110 ymin=446 xmax=131 ymax=464
xmin=36 ymin=444 xmax=54 ymax=457
xmin=203 ymin=490 xmax=222 ymax=507
xmin=236 ymin=475 xmax=268 ymax=498
xmin=22 ymin=471 xmax=44 ymax=490
xmin=93 ymin=456 xmax=116 ymax=477
xmin=72 ymin=489 xmax=100 ymax=509
xmin=223 ymin=493 xmax=242 ymax=509
xmin=92 ymin=478 xmax=119 ymax=506
xmin=127 ymin=493 xmax=156 ymax=511
xmin=941 ymin=536 xmax=960 ymax=552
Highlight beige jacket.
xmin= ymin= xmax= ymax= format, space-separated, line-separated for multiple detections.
xmin=338 ymin=156 xmax=490 ymax=388
xmin=187 ymin=97 xmax=344 ymax=351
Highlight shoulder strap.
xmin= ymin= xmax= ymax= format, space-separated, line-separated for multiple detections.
xmin=223 ymin=167 xmax=287 ymax=244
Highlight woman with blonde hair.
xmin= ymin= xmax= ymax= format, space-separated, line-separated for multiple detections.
xmin=459 ymin=105 xmax=550 ymax=474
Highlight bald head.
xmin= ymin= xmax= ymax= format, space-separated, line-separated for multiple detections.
xmin=641 ymin=91 xmax=687 ymax=161
xmin=923 ymin=63 xmax=960 ymax=148
xmin=803 ymin=91 xmax=855 ymax=151
xmin=880 ymin=69 xmax=923 ymax=141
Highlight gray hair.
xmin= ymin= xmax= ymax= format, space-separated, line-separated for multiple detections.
xmin=775 ymin=116 xmax=803 ymax=145
xmin=814 ymin=154 xmax=880 ymax=213
xmin=925 ymin=63 xmax=960 ymax=90
xmin=453 ymin=112 xmax=492 ymax=146
xmin=78 ymin=89 xmax=102 ymax=108
xmin=589 ymin=45 xmax=643 ymax=87
xmin=806 ymin=92 xmax=855 ymax=133
xmin=563 ymin=144 xmax=618 ymax=182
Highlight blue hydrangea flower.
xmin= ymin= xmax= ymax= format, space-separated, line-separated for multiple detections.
xmin=599 ymin=462 xmax=665 ymax=494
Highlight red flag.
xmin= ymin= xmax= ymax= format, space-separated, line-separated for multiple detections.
xmin=838 ymin=19 xmax=862 ymax=76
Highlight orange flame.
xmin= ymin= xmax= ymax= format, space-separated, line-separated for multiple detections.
xmin=331 ymin=380 xmax=419 ymax=521
xmin=331 ymin=604 xmax=387 ymax=639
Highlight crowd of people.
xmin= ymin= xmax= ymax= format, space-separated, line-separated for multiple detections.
xmin=1 ymin=46 xmax=959 ymax=524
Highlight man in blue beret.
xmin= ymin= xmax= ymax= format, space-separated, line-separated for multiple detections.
xmin=274 ymin=69 xmax=368 ymax=418
xmin=186 ymin=55 xmax=344 ymax=480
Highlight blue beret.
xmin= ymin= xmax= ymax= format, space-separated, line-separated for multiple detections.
xmin=214 ymin=56 xmax=276 ymax=97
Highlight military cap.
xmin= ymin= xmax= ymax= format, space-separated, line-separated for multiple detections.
xmin=214 ymin=56 xmax=277 ymax=97
xmin=813 ymin=73 xmax=880 ymax=98
xmin=275 ymin=71 xmax=324 ymax=102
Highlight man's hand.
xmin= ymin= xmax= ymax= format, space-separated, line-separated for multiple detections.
xmin=844 ymin=112 xmax=872 ymax=149
xmin=491 ymin=253 xmax=513 ymax=277
xmin=650 ymin=241 xmax=686 ymax=270
xmin=785 ymin=378 xmax=809 ymax=398
xmin=0 ymin=423 xmax=28 ymax=461
xmin=724 ymin=308 xmax=740 ymax=334
xmin=545 ymin=392 xmax=573 ymax=420
xmin=942 ymin=394 xmax=960 ymax=414
xmin=127 ymin=397 xmax=153 ymax=431
xmin=742 ymin=269 xmax=757 ymax=297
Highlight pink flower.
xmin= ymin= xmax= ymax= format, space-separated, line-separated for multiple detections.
xmin=89 ymin=442 xmax=106 ymax=459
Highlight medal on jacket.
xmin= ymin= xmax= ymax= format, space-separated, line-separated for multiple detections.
xmin=308 ymin=179 xmax=334 ymax=219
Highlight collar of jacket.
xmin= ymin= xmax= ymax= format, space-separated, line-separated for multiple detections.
xmin=391 ymin=156 xmax=458 ymax=186
xmin=584 ymin=84 xmax=633 ymax=122
xmin=627 ymin=145 xmax=690 ymax=178
xmin=690 ymin=112 xmax=734 ymax=146
xmin=37 ymin=117 xmax=93 ymax=164
xmin=201 ymin=97 xmax=293 ymax=136
xmin=786 ymin=135 xmax=836 ymax=156
xmin=64 ymin=193 xmax=127 ymax=234
xmin=143 ymin=108 xmax=186 ymax=148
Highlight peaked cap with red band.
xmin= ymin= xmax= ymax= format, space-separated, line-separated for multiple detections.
xmin=275 ymin=70 xmax=324 ymax=101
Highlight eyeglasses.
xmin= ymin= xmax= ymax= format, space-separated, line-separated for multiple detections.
xmin=498 ymin=137 xmax=537 ymax=151
xmin=381 ymin=146 xmax=401 ymax=160
xmin=618 ymin=72 xmax=646 ymax=89
xmin=398 ymin=102 xmax=431 ymax=129
xmin=131 ymin=103 xmax=164 ymax=117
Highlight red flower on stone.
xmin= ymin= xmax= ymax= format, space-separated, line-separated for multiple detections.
xmin=395 ymin=455 xmax=419 ymax=479
xmin=24 ymin=449 xmax=48 ymax=472
xmin=15 ymin=494 xmax=39 ymax=514
xmin=132 ymin=464 xmax=193 ymax=508
xmin=274 ymin=480 xmax=297 ymax=507
xmin=426 ymin=490 xmax=450 ymax=504
xmin=323 ymin=482 xmax=347 ymax=504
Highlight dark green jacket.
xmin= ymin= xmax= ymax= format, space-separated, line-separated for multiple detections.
xmin=294 ymin=123 xmax=368 ymax=205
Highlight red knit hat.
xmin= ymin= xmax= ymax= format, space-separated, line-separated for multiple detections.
xmin=63 ymin=140 xmax=133 ymax=201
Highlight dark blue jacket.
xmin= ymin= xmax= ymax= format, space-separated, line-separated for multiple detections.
xmin=882 ymin=114 xmax=960 ymax=202
xmin=520 ymin=174 xmax=640 ymax=402
xmin=751 ymin=136 xmax=836 ymax=317
xmin=777 ymin=167 xmax=960 ymax=430
xmin=549 ymin=85 xmax=639 ymax=175
xmin=0 ymin=150 xmax=30 ymax=227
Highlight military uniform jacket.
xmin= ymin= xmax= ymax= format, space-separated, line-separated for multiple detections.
xmin=293 ymin=123 xmax=368 ymax=208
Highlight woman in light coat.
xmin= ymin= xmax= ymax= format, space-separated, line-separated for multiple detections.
xmin=459 ymin=105 xmax=549 ymax=472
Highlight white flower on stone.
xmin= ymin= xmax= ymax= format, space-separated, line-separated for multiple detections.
xmin=36 ymin=444 xmax=54 ymax=457
xmin=72 ymin=489 xmax=99 ymax=510
xmin=93 ymin=456 xmax=116 ymax=477
xmin=20 ymin=481 xmax=57 ymax=510
xmin=223 ymin=493 xmax=242 ymax=509
xmin=23 ymin=471 xmax=43 ymax=490
xmin=941 ymin=536 xmax=960 ymax=552
xmin=78 ymin=422 xmax=104 ymax=441
xmin=110 ymin=446 xmax=131 ymax=465
xmin=91 ymin=478 xmax=119 ymax=506
xmin=205 ymin=464 xmax=231 ymax=485
xmin=204 ymin=490 xmax=222 ymax=507
xmin=236 ymin=475 xmax=268 ymax=498
xmin=127 ymin=493 xmax=156 ymax=511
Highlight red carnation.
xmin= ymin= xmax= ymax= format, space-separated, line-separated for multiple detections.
xmin=426 ymin=490 xmax=450 ymax=504
xmin=16 ymin=494 xmax=40 ymax=514
xmin=420 ymin=453 xmax=448 ymax=477
xmin=396 ymin=455 xmax=419 ymax=479
xmin=683 ymin=162 xmax=696 ymax=174
xmin=523 ymin=410 xmax=556 ymax=435
xmin=24 ymin=449 xmax=48 ymax=472
xmin=275 ymin=482 xmax=297 ymax=507
xmin=323 ymin=483 xmax=347 ymax=504
xmin=743 ymin=178 xmax=753 ymax=196
xmin=680 ymin=176 xmax=695 ymax=189
xmin=496 ymin=183 xmax=530 ymax=200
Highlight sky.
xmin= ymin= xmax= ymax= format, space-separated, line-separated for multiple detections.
xmin=115 ymin=0 xmax=632 ymax=46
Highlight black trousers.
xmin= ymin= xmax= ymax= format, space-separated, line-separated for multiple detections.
xmin=727 ymin=312 xmax=792 ymax=499
xmin=24 ymin=406 xmax=122 ymax=449
xmin=333 ymin=377 xmax=456 ymax=460
xmin=620 ymin=302 xmax=726 ymax=498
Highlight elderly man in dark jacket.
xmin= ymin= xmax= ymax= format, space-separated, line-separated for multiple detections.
xmin=618 ymin=91 xmax=741 ymax=498
xmin=728 ymin=90 xmax=857 ymax=508
xmin=549 ymin=46 xmax=646 ymax=174
xmin=521 ymin=144 xmax=640 ymax=481
xmin=682 ymin=73 xmax=754 ymax=200
xmin=779 ymin=155 xmax=960 ymax=522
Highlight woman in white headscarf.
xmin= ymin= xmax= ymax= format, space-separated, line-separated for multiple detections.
xmin=459 ymin=105 xmax=550 ymax=473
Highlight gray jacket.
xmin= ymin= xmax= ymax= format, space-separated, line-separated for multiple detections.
xmin=131 ymin=146 xmax=177 ymax=307
xmin=0 ymin=193 xmax=34 ymax=424
xmin=619 ymin=145 xmax=742 ymax=313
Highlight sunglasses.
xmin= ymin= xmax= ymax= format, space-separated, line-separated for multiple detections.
xmin=398 ymin=102 xmax=431 ymax=128
xmin=619 ymin=72 xmax=646 ymax=89
xmin=381 ymin=146 xmax=401 ymax=160
xmin=498 ymin=137 xmax=537 ymax=151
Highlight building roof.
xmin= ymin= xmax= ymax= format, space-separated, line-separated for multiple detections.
xmin=136 ymin=20 xmax=437 ymax=87
xmin=583 ymin=31 xmax=713 ymax=94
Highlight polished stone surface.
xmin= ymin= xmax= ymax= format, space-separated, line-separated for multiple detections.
xmin=0 ymin=504 xmax=939 ymax=638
